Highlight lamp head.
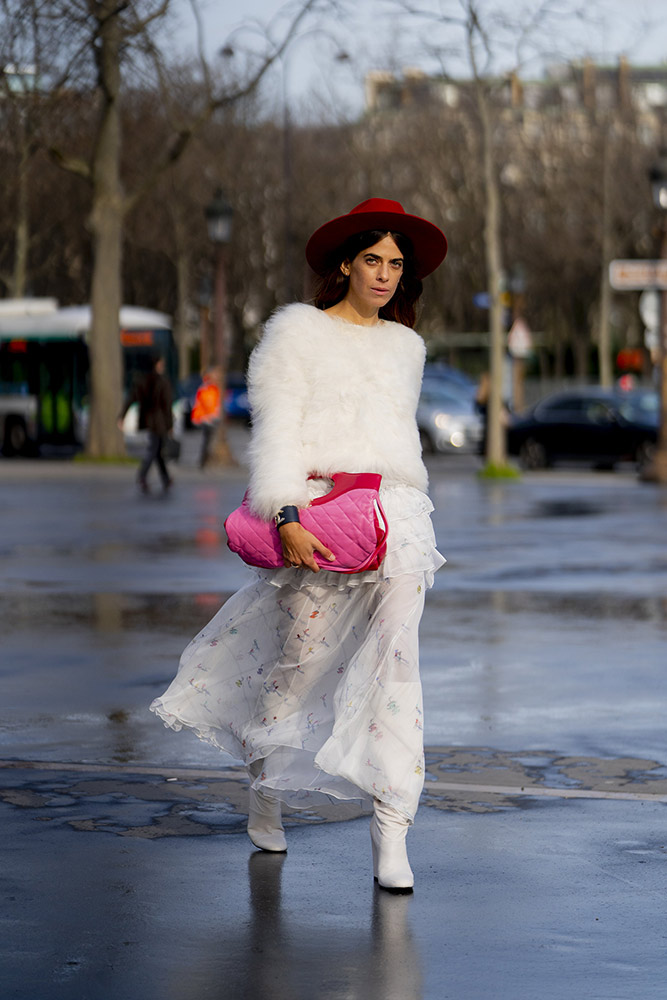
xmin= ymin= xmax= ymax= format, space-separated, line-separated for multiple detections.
xmin=205 ymin=188 xmax=234 ymax=244
xmin=649 ymin=151 xmax=667 ymax=210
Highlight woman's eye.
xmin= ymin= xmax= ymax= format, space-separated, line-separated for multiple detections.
xmin=390 ymin=260 xmax=403 ymax=269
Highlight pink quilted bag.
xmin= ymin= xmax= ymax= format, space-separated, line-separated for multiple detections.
xmin=224 ymin=472 xmax=388 ymax=573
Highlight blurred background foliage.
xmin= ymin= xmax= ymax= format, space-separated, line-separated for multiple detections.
xmin=0 ymin=0 xmax=665 ymax=380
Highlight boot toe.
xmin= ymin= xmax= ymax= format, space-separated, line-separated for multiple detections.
xmin=248 ymin=828 xmax=287 ymax=852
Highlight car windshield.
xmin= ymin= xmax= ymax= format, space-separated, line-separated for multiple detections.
xmin=617 ymin=391 xmax=659 ymax=424
xmin=420 ymin=385 xmax=471 ymax=407
xmin=421 ymin=378 xmax=474 ymax=401
xmin=423 ymin=364 xmax=475 ymax=389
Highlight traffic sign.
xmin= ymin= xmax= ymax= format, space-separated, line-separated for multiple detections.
xmin=645 ymin=328 xmax=659 ymax=351
xmin=507 ymin=317 xmax=533 ymax=358
xmin=639 ymin=288 xmax=660 ymax=330
xmin=609 ymin=259 xmax=667 ymax=290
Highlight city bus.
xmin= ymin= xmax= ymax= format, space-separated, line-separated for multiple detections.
xmin=0 ymin=300 xmax=178 ymax=455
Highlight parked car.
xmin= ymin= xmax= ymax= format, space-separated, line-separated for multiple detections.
xmin=422 ymin=362 xmax=478 ymax=401
xmin=418 ymin=381 xmax=483 ymax=454
xmin=507 ymin=387 xmax=658 ymax=470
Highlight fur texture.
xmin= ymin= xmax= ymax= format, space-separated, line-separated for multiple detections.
xmin=246 ymin=303 xmax=428 ymax=520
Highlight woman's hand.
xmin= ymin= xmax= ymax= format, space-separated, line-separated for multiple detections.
xmin=278 ymin=522 xmax=335 ymax=572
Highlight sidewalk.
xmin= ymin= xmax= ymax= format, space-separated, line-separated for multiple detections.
xmin=2 ymin=443 xmax=667 ymax=998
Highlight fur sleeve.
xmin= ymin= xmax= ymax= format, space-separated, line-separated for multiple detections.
xmin=246 ymin=306 xmax=313 ymax=520
xmin=404 ymin=328 xmax=426 ymax=412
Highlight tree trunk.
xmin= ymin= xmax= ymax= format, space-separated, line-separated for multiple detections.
xmin=573 ymin=331 xmax=589 ymax=380
xmin=598 ymin=128 xmax=613 ymax=387
xmin=175 ymin=248 xmax=191 ymax=380
xmin=210 ymin=241 xmax=236 ymax=465
xmin=86 ymin=1 xmax=125 ymax=458
xmin=12 ymin=138 xmax=30 ymax=298
xmin=478 ymin=85 xmax=507 ymax=466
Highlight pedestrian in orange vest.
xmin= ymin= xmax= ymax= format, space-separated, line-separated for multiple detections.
xmin=191 ymin=367 xmax=222 ymax=468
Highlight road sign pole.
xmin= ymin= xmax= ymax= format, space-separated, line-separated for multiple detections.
xmin=640 ymin=280 xmax=667 ymax=483
xmin=656 ymin=286 xmax=667 ymax=478
xmin=610 ymin=256 xmax=667 ymax=482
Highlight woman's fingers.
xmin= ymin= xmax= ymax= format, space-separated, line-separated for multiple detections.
xmin=300 ymin=529 xmax=335 ymax=571
xmin=278 ymin=523 xmax=335 ymax=572
xmin=312 ymin=537 xmax=335 ymax=563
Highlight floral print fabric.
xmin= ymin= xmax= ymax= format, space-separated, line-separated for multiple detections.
xmin=150 ymin=487 xmax=444 ymax=822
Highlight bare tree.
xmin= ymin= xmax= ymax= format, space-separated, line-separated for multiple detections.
xmin=462 ymin=1 xmax=507 ymax=466
xmin=383 ymin=0 xmax=589 ymax=467
xmin=2 ymin=0 xmax=327 ymax=457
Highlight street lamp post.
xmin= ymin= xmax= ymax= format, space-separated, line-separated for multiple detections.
xmin=646 ymin=152 xmax=667 ymax=483
xmin=204 ymin=188 xmax=235 ymax=466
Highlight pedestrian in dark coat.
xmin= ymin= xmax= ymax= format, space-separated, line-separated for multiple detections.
xmin=119 ymin=355 xmax=173 ymax=493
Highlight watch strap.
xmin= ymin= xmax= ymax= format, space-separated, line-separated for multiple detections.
xmin=274 ymin=505 xmax=300 ymax=529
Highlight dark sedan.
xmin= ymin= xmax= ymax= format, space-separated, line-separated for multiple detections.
xmin=507 ymin=388 xmax=658 ymax=470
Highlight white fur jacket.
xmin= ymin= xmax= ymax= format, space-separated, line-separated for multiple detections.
xmin=246 ymin=302 xmax=428 ymax=520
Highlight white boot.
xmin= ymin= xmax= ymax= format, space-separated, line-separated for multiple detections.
xmin=370 ymin=798 xmax=414 ymax=893
xmin=247 ymin=763 xmax=287 ymax=853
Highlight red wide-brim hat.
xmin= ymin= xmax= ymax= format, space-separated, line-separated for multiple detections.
xmin=305 ymin=198 xmax=448 ymax=279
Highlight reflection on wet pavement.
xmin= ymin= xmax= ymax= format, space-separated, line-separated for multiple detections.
xmin=528 ymin=498 xmax=607 ymax=518
xmin=5 ymin=586 xmax=667 ymax=634
xmin=227 ymin=852 xmax=422 ymax=1000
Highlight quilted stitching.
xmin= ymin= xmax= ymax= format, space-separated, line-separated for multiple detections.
xmin=224 ymin=476 xmax=388 ymax=573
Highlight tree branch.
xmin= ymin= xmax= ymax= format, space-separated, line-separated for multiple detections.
xmin=123 ymin=0 xmax=170 ymax=39
xmin=124 ymin=0 xmax=323 ymax=214
xmin=48 ymin=147 xmax=93 ymax=182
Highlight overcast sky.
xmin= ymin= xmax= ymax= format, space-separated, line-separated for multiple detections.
xmin=174 ymin=0 xmax=667 ymax=115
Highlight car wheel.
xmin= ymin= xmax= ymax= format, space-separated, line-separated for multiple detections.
xmin=518 ymin=437 xmax=548 ymax=470
xmin=419 ymin=428 xmax=435 ymax=454
xmin=636 ymin=440 xmax=656 ymax=473
xmin=3 ymin=418 xmax=28 ymax=457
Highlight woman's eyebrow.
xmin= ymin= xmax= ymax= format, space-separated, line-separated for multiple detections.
xmin=364 ymin=253 xmax=404 ymax=262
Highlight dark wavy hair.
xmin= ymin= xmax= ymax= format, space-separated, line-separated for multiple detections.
xmin=311 ymin=230 xmax=423 ymax=328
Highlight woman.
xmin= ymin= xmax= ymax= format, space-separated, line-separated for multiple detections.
xmin=151 ymin=198 xmax=447 ymax=892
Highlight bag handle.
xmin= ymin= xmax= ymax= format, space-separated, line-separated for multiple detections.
xmin=309 ymin=471 xmax=383 ymax=507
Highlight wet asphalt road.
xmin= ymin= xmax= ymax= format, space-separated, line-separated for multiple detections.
xmin=2 ymin=426 xmax=667 ymax=999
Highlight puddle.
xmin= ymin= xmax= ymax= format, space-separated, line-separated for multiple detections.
xmin=423 ymin=588 xmax=667 ymax=624
xmin=530 ymin=499 xmax=607 ymax=519
xmin=1 ymin=592 xmax=233 ymax=635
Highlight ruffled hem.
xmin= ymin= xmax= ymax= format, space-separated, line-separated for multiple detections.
xmin=149 ymin=699 xmax=373 ymax=811
xmin=256 ymin=484 xmax=445 ymax=592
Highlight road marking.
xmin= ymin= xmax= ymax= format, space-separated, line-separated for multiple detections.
xmin=0 ymin=759 xmax=244 ymax=780
xmin=426 ymin=781 xmax=667 ymax=803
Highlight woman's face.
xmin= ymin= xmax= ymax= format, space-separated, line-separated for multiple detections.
xmin=341 ymin=235 xmax=404 ymax=313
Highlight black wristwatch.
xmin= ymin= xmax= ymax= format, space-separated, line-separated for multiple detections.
xmin=274 ymin=505 xmax=300 ymax=529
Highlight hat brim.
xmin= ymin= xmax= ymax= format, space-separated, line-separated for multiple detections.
xmin=305 ymin=209 xmax=447 ymax=280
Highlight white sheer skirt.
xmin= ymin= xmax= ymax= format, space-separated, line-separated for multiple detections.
xmin=150 ymin=485 xmax=444 ymax=821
